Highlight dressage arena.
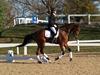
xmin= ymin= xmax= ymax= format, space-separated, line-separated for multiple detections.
xmin=0 ymin=53 xmax=100 ymax=75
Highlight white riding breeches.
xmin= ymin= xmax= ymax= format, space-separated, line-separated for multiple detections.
xmin=50 ymin=27 xmax=56 ymax=34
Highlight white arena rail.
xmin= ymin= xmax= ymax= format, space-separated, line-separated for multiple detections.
xmin=0 ymin=40 xmax=100 ymax=55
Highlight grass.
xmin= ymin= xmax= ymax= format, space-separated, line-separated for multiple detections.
xmin=1 ymin=25 xmax=43 ymax=38
xmin=1 ymin=24 xmax=100 ymax=40
xmin=79 ymin=27 xmax=100 ymax=40
xmin=0 ymin=46 xmax=100 ymax=55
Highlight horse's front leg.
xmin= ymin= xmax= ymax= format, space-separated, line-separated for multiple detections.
xmin=67 ymin=47 xmax=73 ymax=61
xmin=55 ymin=46 xmax=65 ymax=61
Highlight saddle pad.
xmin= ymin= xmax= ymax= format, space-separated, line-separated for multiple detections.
xmin=45 ymin=30 xmax=51 ymax=38
xmin=45 ymin=30 xmax=59 ymax=38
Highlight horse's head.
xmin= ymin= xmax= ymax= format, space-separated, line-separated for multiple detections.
xmin=61 ymin=23 xmax=80 ymax=40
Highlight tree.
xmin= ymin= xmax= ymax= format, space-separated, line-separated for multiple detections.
xmin=10 ymin=0 xmax=98 ymax=26
xmin=64 ymin=0 xmax=98 ymax=14
xmin=11 ymin=0 xmax=64 ymax=18
xmin=0 ymin=0 xmax=14 ymax=30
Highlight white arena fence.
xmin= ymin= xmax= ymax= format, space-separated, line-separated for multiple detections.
xmin=14 ymin=14 xmax=100 ymax=25
xmin=0 ymin=40 xmax=100 ymax=55
xmin=67 ymin=14 xmax=100 ymax=24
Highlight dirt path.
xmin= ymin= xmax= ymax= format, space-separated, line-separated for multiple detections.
xmin=0 ymin=54 xmax=100 ymax=75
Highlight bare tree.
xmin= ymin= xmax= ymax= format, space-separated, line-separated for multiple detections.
xmin=40 ymin=0 xmax=65 ymax=15
xmin=11 ymin=0 xmax=64 ymax=16
xmin=10 ymin=0 xmax=98 ymax=16
xmin=64 ymin=0 xmax=98 ymax=14
xmin=0 ymin=0 xmax=14 ymax=29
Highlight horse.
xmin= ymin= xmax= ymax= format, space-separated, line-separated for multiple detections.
xmin=61 ymin=23 xmax=80 ymax=41
xmin=17 ymin=25 xmax=73 ymax=63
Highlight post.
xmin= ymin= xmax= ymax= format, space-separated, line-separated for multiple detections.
xmin=18 ymin=18 xmax=21 ymax=24
xmin=88 ymin=14 xmax=91 ymax=24
xmin=77 ymin=40 xmax=80 ymax=52
xmin=24 ymin=46 xmax=27 ymax=55
xmin=14 ymin=18 xmax=16 ymax=26
xmin=16 ymin=47 xmax=19 ymax=55
xmin=68 ymin=15 xmax=71 ymax=24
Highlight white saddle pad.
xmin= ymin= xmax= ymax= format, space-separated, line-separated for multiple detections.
xmin=45 ymin=30 xmax=51 ymax=38
xmin=45 ymin=30 xmax=59 ymax=38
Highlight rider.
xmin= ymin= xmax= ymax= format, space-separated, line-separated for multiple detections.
xmin=48 ymin=8 xmax=58 ymax=41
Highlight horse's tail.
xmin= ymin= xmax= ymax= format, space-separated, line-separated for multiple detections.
xmin=17 ymin=33 xmax=34 ymax=47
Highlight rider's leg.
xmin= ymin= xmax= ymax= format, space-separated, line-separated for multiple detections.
xmin=50 ymin=27 xmax=57 ymax=35
xmin=50 ymin=27 xmax=57 ymax=41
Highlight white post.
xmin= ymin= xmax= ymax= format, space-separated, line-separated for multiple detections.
xmin=16 ymin=47 xmax=19 ymax=55
xmin=24 ymin=46 xmax=27 ymax=55
xmin=77 ymin=40 xmax=80 ymax=52
xmin=88 ymin=14 xmax=91 ymax=24
xmin=68 ymin=15 xmax=71 ymax=24
xmin=25 ymin=18 xmax=27 ymax=24
xmin=18 ymin=18 xmax=21 ymax=24
xmin=14 ymin=18 xmax=16 ymax=26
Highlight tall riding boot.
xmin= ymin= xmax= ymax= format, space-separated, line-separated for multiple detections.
xmin=51 ymin=34 xmax=56 ymax=43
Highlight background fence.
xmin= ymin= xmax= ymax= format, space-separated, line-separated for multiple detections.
xmin=0 ymin=40 xmax=100 ymax=55
xmin=67 ymin=14 xmax=100 ymax=24
xmin=14 ymin=14 xmax=100 ymax=25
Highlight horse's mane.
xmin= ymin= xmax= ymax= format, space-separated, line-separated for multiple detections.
xmin=60 ymin=23 xmax=80 ymax=30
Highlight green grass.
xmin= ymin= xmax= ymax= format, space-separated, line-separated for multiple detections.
xmin=1 ymin=25 xmax=43 ymax=38
xmin=1 ymin=25 xmax=100 ymax=40
xmin=79 ymin=27 xmax=100 ymax=40
xmin=0 ymin=46 xmax=100 ymax=55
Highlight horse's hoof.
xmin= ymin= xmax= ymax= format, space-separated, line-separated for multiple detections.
xmin=70 ymin=58 xmax=72 ymax=61
xmin=38 ymin=61 xmax=42 ymax=64
xmin=46 ymin=57 xmax=50 ymax=60
xmin=48 ymin=60 xmax=52 ymax=63
xmin=55 ymin=57 xmax=59 ymax=61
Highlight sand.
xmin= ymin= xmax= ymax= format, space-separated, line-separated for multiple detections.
xmin=0 ymin=54 xmax=100 ymax=75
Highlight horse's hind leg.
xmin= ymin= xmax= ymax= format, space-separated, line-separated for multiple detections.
xmin=43 ymin=53 xmax=49 ymax=60
xmin=36 ymin=47 xmax=42 ymax=63
xmin=40 ymin=46 xmax=50 ymax=61
xmin=36 ymin=43 xmax=49 ymax=63
xmin=17 ymin=35 xmax=32 ymax=47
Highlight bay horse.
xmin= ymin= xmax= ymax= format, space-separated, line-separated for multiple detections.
xmin=17 ymin=25 xmax=73 ymax=63
xmin=61 ymin=23 xmax=80 ymax=41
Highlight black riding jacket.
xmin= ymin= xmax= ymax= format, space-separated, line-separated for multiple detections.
xmin=48 ymin=13 xmax=56 ymax=28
